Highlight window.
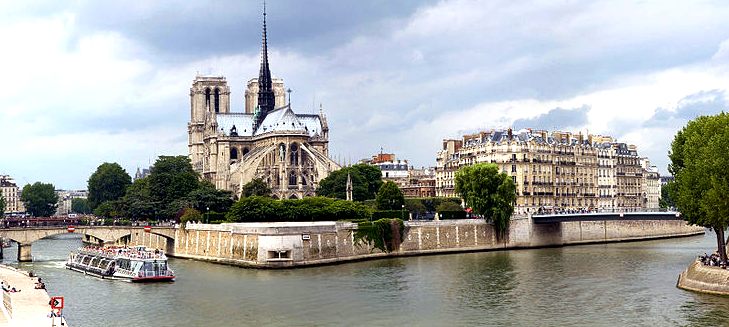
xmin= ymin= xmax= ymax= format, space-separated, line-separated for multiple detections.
xmin=204 ymin=88 xmax=211 ymax=111
xmin=290 ymin=143 xmax=299 ymax=165
xmin=289 ymin=171 xmax=297 ymax=186
xmin=214 ymin=88 xmax=220 ymax=113
xmin=230 ymin=148 xmax=238 ymax=160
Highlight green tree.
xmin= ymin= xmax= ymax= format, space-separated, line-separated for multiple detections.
xmin=659 ymin=181 xmax=676 ymax=209
xmin=186 ymin=181 xmax=234 ymax=213
xmin=317 ymin=164 xmax=383 ymax=201
xmin=119 ymin=178 xmax=157 ymax=220
xmin=436 ymin=201 xmax=462 ymax=212
xmin=20 ymin=182 xmax=59 ymax=217
xmin=404 ymin=198 xmax=427 ymax=217
xmin=148 ymin=156 xmax=200 ymax=218
xmin=241 ymin=178 xmax=272 ymax=197
xmin=226 ymin=196 xmax=282 ymax=222
xmin=455 ymin=163 xmax=516 ymax=239
xmin=180 ymin=208 xmax=202 ymax=226
xmin=71 ymin=198 xmax=92 ymax=214
xmin=93 ymin=201 xmax=122 ymax=218
xmin=375 ymin=181 xmax=405 ymax=210
xmin=87 ymin=162 xmax=132 ymax=210
xmin=0 ymin=194 xmax=5 ymax=217
xmin=669 ymin=113 xmax=729 ymax=265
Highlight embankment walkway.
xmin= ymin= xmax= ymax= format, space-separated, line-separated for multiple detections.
xmin=0 ymin=265 xmax=66 ymax=326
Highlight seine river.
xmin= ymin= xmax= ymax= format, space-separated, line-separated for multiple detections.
xmin=2 ymin=231 xmax=728 ymax=326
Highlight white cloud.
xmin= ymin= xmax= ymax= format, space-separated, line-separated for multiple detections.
xmin=3 ymin=1 xmax=729 ymax=188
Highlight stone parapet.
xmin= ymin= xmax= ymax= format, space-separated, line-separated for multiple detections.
xmin=129 ymin=218 xmax=704 ymax=269
xmin=677 ymin=260 xmax=729 ymax=295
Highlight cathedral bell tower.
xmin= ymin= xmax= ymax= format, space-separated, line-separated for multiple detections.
xmin=188 ymin=76 xmax=231 ymax=173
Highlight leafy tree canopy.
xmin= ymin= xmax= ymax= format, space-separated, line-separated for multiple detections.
xmin=455 ymin=163 xmax=516 ymax=239
xmin=241 ymin=178 xmax=272 ymax=197
xmin=659 ymin=181 xmax=676 ymax=209
xmin=375 ymin=181 xmax=405 ymax=210
xmin=404 ymin=198 xmax=427 ymax=215
xmin=180 ymin=208 xmax=202 ymax=225
xmin=93 ymin=200 xmax=122 ymax=218
xmin=71 ymin=198 xmax=92 ymax=214
xmin=436 ymin=201 xmax=463 ymax=212
xmin=186 ymin=181 xmax=234 ymax=213
xmin=317 ymin=164 xmax=383 ymax=201
xmin=20 ymin=182 xmax=59 ymax=217
xmin=148 ymin=156 xmax=200 ymax=218
xmin=669 ymin=113 xmax=729 ymax=264
xmin=0 ymin=195 xmax=5 ymax=217
xmin=118 ymin=178 xmax=157 ymax=220
xmin=87 ymin=162 xmax=132 ymax=210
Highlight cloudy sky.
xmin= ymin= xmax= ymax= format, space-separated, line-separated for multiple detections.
xmin=2 ymin=0 xmax=729 ymax=190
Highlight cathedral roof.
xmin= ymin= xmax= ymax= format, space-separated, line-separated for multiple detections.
xmin=216 ymin=105 xmax=324 ymax=137
xmin=254 ymin=105 xmax=305 ymax=135
xmin=217 ymin=113 xmax=255 ymax=136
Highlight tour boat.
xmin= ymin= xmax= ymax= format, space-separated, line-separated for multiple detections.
xmin=66 ymin=245 xmax=175 ymax=282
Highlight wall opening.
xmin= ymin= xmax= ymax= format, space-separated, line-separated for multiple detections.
xmin=204 ymin=88 xmax=211 ymax=111
xmin=267 ymin=250 xmax=291 ymax=260
xmin=214 ymin=88 xmax=220 ymax=113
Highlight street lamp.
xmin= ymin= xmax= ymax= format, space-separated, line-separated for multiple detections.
xmin=401 ymin=204 xmax=405 ymax=221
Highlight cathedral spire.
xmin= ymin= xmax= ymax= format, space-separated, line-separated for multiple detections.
xmin=255 ymin=1 xmax=276 ymax=131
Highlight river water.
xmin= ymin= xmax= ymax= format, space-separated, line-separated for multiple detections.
xmin=2 ymin=231 xmax=728 ymax=326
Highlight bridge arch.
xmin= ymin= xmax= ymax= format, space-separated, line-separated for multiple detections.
xmin=0 ymin=226 xmax=176 ymax=262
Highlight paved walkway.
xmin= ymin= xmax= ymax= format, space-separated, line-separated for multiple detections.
xmin=0 ymin=265 xmax=67 ymax=326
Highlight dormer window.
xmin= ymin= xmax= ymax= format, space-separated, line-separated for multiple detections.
xmin=230 ymin=125 xmax=238 ymax=137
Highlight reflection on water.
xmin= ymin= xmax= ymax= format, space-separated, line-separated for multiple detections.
xmin=1 ymin=232 xmax=727 ymax=326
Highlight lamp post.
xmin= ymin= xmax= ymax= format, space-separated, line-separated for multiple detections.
xmin=401 ymin=204 xmax=405 ymax=221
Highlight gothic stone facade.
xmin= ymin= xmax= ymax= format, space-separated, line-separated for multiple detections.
xmin=188 ymin=77 xmax=339 ymax=199
xmin=187 ymin=9 xmax=339 ymax=199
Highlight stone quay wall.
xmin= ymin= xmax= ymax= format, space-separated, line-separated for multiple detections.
xmin=129 ymin=218 xmax=704 ymax=268
xmin=677 ymin=259 xmax=729 ymax=295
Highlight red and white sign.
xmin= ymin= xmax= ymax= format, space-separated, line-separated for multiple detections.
xmin=66 ymin=226 xmax=75 ymax=233
xmin=144 ymin=226 xmax=152 ymax=233
xmin=50 ymin=296 xmax=64 ymax=309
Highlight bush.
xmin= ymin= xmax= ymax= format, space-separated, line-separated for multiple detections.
xmin=362 ymin=199 xmax=377 ymax=209
xmin=180 ymin=208 xmax=202 ymax=225
xmin=437 ymin=201 xmax=463 ymax=212
xmin=354 ymin=218 xmax=405 ymax=253
xmin=226 ymin=196 xmax=371 ymax=222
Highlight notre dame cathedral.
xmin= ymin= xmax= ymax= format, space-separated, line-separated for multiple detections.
xmin=187 ymin=8 xmax=340 ymax=199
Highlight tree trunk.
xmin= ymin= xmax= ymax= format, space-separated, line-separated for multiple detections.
xmin=716 ymin=227 xmax=728 ymax=267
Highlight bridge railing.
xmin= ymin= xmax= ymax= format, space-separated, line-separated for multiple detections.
xmin=533 ymin=207 xmax=674 ymax=216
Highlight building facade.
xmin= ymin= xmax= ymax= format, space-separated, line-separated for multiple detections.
xmin=0 ymin=175 xmax=25 ymax=214
xmin=55 ymin=190 xmax=88 ymax=216
xmin=641 ymin=158 xmax=660 ymax=209
xmin=436 ymin=129 xmax=659 ymax=214
xmin=362 ymin=153 xmax=436 ymax=198
xmin=188 ymin=9 xmax=339 ymax=199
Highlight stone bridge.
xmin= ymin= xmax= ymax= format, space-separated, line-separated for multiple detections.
xmin=531 ymin=211 xmax=682 ymax=224
xmin=0 ymin=226 xmax=176 ymax=262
